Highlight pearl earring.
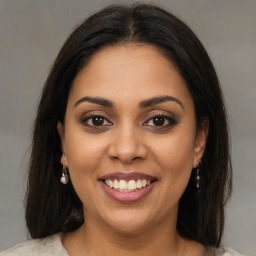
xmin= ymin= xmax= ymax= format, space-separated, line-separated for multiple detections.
xmin=60 ymin=166 xmax=69 ymax=184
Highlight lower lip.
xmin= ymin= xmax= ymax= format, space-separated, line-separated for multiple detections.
xmin=100 ymin=181 xmax=156 ymax=203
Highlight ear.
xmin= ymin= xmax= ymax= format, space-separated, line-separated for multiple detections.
xmin=57 ymin=121 xmax=69 ymax=167
xmin=193 ymin=119 xmax=209 ymax=168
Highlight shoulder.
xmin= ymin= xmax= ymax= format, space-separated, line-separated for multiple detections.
xmin=0 ymin=234 xmax=68 ymax=256
xmin=221 ymin=247 xmax=246 ymax=256
xmin=207 ymin=247 xmax=246 ymax=256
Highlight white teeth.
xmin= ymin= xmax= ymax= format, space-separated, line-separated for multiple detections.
xmin=104 ymin=179 xmax=152 ymax=192
xmin=109 ymin=180 xmax=113 ymax=188
xmin=119 ymin=180 xmax=127 ymax=189
xmin=113 ymin=179 xmax=119 ymax=189
xmin=127 ymin=180 xmax=136 ymax=190
xmin=136 ymin=179 xmax=142 ymax=188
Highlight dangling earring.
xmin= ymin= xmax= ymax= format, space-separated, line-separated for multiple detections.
xmin=60 ymin=165 xmax=69 ymax=184
xmin=196 ymin=160 xmax=201 ymax=190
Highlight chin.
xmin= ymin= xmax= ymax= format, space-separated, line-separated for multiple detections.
xmin=108 ymin=221 xmax=149 ymax=236
xmin=100 ymin=209 xmax=155 ymax=235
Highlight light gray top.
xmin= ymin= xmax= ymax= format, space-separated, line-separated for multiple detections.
xmin=0 ymin=234 xmax=245 ymax=256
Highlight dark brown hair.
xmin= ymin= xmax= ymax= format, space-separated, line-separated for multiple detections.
xmin=26 ymin=3 xmax=232 ymax=247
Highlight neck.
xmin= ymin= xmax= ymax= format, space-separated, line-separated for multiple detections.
xmin=63 ymin=210 xmax=186 ymax=256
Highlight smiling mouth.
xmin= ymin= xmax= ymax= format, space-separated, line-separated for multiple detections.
xmin=99 ymin=173 xmax=157 ymax=203
xmin=99 ymin=172 xmax=157 ymax=195
xmin=102 ymin=179 xmax=154 ymax=192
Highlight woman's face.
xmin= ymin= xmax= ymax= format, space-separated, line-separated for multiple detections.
xmin=58 ymin=44 xmax=208 ymax=234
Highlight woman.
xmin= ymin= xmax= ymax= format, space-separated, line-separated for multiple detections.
xmin=1 ymin=3 xmax=244 ymax=256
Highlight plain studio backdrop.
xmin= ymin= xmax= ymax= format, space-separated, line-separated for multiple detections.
xmin=0 ymin=0 xmax=255 ymax=255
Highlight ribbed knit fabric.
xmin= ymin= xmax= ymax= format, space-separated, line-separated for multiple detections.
xmin=1 ymin=234 xmax=245 ymax=256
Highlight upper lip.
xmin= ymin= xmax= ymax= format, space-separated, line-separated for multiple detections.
xmin=99 ymin=172 xmax=158 ymax=182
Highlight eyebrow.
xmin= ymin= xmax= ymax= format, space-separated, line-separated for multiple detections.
xmin=139 ymin=96 xmax=184 ymax=109
xmin=74 ymin=96 xmax=113 ymax=108
xmin=74 ymin=95 xmax=184 ymax=109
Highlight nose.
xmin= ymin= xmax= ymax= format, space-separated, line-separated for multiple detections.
xmin=108 ymin=125 xmax=147 ymax=163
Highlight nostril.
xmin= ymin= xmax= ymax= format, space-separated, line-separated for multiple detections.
xmin=109 ymin=154 xmax=143 ymax=163
xmin=107 ymin=135 xmax=147 ymax=163
xmin=132 ymin=156 xmax=142 ymax=160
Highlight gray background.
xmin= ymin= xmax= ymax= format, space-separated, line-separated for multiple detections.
xmin=0 ymin=0 xmax=255 ymax=255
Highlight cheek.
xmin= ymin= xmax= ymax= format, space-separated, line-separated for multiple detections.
xmin=152 ymin=131 xmax=195 ymax=185
xmin=63 ymin=132 xmax=109 ymax=206
xmin=64 ymin=130 xmax=108 ymax=177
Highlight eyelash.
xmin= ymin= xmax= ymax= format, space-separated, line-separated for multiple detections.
xmin=81 ymin=115 xmax=112 ymax=128
xmin=144 ymin=114 xmax=177 ymax=129
xmin=81 ymin=114 xmax=177 ymax=130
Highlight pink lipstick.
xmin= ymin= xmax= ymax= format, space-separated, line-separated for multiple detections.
xmin=99 ymin=172 xmax=157 ymax=203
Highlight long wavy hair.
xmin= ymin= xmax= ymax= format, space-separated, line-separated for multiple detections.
xmin=26 ymin=3 xmax=232 ymax=247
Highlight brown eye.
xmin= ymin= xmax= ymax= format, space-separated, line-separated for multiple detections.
xmin=152 ymin=116 xmax=165 ymax=126
xmin=82 ymin=115 xmax=112 ymax=127
xmin=91 ymin=116 xmax=104 ymax=126
xmin=144 ymin=114 xmax=177 ymax=129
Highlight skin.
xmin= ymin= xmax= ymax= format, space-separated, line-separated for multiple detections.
xmin=58 ymin=44 xmax=208 ymax=256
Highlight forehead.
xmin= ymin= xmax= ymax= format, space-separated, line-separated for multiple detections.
xmin=69 ymin=44 xmax=193 ymax=108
